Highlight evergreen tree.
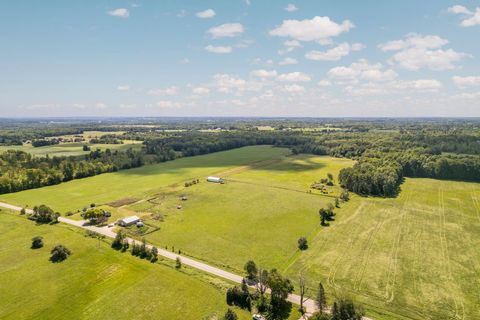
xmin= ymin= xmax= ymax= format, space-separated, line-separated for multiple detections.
xmin=316 ymin=283 xmax=327 ymax=314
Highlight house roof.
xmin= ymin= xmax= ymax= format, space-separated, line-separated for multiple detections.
xmin=119 ymin=216 xmax=140 ymax=224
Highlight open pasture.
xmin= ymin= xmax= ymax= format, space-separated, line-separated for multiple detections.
xmin=0 ymin=211 xmax=252 ymax=320
xmin=286 ymin=178 xmax=480 ymax=320
xmin=0 ymin=146 xmax=291 ymax=212
xmin=135 ymin=153 xmax=353 ymax=271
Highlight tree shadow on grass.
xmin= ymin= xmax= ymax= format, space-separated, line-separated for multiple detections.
xmin=268 ymin=300 xmax=293 ymax=320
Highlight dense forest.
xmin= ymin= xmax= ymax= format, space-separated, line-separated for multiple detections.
xmin=0 ymin=118 xmax=479 ymax=196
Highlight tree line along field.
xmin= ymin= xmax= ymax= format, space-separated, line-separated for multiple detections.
xmin=0 ymin=141 xmax=143 ymax=158
xmin=1 ymin=145 xmax=480 ymax=319
xmin=0 ymin=210 xmax=253 ymax=320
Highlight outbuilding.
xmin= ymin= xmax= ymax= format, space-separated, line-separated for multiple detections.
xmin=118 ymin=215 xmax=141 ymax=227
xmin=207 ymin=176 xmax=224 ymax=184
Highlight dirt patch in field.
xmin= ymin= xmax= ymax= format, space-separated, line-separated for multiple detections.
xmin=108 ymin=198 xmax=139 ymax=207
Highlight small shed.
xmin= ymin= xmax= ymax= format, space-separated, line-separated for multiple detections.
xmin=118 ymin=216 xmax=140 ymax=227
xmin=207 ymin=176 xmax=224 ymax=183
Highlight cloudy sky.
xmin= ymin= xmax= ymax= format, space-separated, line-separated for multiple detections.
xmin=1 ymin=0 xmax=480 ymax=117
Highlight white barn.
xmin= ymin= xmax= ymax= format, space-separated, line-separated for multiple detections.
xmin=207 ymin=176 xmax=224 ymax=183
xmin=118 ymin=216 xmax=141 ymax=227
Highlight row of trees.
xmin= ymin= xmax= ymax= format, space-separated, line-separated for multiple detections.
xmin=0 ymin=148 xmax=144 ymax=194
xmin=111 ymin=231 xmax=159 ymax=263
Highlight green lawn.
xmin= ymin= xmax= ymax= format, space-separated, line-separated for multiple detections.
xmin=285 ymin=178 xmax=480 ymax=320
xmin=0 ymin=211 xmax=252 ymax=320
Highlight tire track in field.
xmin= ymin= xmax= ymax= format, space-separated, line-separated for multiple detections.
xmin=326 ymin=202 xmax=367 ymax=290
xmin=438 ymin=188 xmax=463 ymax=320
xmin=471 ymin=192 xmax=480 ymax=223
xmin=384 ymin=190 xmax=411 ymax=303
xmin=411 ymin=226 xmax=428 ymax=320
xmin=352 ymin=203 xmax=385 ymax=292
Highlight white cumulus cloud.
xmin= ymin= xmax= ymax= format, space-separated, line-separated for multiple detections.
xmin=192 ymin=87 xmax=211 ymax=95
xmin=279 ymin=57 xmax=298 ymax=65
xmin=285 ymin=4 xmax=298 ymax=12
xmin=269 ymin=16 xmax=354 ymax=44
xmin=284 ymin=84 xmax=305 ymax=93
xmin=305 ymin=42 xmax=364 ymax=61
xmin=208 ymin=23 xmax=244 ymax=38
xmin=196 ymin=9 xmax=216 ymax=18
xmin=251 ymin=69 xmax=278 ymax=78
xmin=327 ymin=59 xmax=397 ymax=83
xmin=108 ymin=8 xmax=129 ymax=18
xmin=448 ymin=5 xmax=480 ymax=27
xmin=378 ymin=33 xmax=467 ymax=71
xmin=205 ymin=45 xmax=233 ymax=54
xmin=147 ymin=86 xmax=179 ymax=96
xmin=452 ymin=76 xmax=480 ymax=87
xmin=277 ymin=72 xmax=311 ymax=82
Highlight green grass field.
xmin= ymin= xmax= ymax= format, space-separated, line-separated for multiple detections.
xmin=285 ymin=178 xmax=480 ymax=320
xmin=136 ymin=153 xmax=353 ymax=272
xmin=0 ymin=211 xmax=252 ymax=320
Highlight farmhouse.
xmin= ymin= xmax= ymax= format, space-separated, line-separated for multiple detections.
xmin=207 ymin=176 xmax=224 ymax=183
xmin=118 ymin=216 xmax=141 ymax=227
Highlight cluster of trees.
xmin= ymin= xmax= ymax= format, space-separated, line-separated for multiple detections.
xmin=319 ymin=204 xmax=335 ymax=226
xmin=339 ymin=159 xmax=403 ymax=197
xmin=28 ymin=204 xmax=59 ymax=224
xmin=31 ymin=139 xmax=60 ymax=147
xmin=83 ymin=207 xmax=108 ymax=225
xmin=235 ymin=261 xmax=294 ymax=319
xmin=89 ymin=136 xmax=123 ymax=144
xmin=50 ymin=244 xmax=71 ymax=262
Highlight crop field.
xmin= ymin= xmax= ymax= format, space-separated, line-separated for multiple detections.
xmin=285 ymin=178 xmax=480 ymax=320
xmin=0 ymin=211 xmax=252 ymax=320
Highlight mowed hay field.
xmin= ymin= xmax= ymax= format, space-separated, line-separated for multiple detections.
xmin=0 ymin=211 xmax=252 ymax=320
xmin=286 ymin=178 xmax=480 ymax=320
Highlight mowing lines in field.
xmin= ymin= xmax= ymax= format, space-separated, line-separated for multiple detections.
xmin=326 ymin=202 xmax=368 ymax=290
xmin=352 ymin=203 xmax=386 ymax=292
xmin=438 ymin=188 xmax=464 ymax=320
xmin=471 ymin=191 xmax=480 ymax=223
xmin=384 ymin=190 xmax=411 ymax=303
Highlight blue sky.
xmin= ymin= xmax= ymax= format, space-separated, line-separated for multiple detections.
xmin=1 ymin=0 xmax=479 ymax=117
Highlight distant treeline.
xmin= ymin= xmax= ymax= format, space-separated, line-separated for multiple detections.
xmin=0 ymin=149 xmax=144 ymax=194
xmin=1 ymin=124 xmax=480 ymax=196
